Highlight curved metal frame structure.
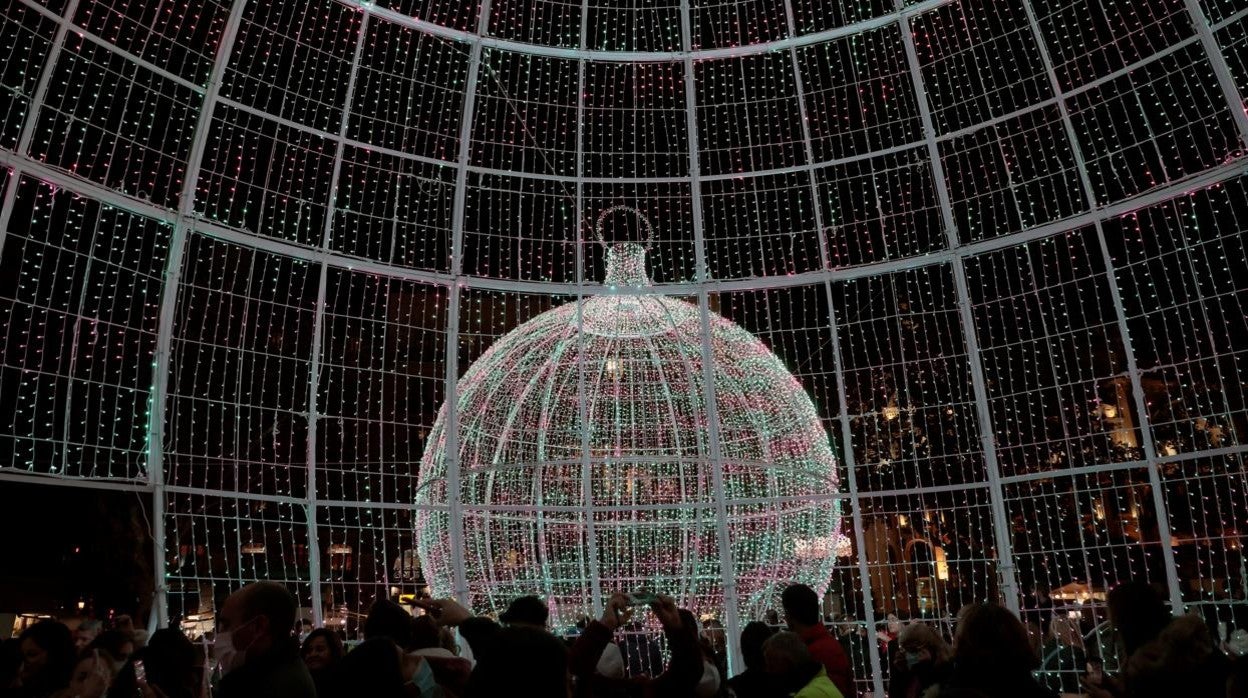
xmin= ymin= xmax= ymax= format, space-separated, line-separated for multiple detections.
xmin=2 ymin=0 xmax=1247 ymax=693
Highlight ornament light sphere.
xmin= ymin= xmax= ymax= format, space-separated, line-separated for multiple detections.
xmin=416 ymin=244 xmax=841 ymax=623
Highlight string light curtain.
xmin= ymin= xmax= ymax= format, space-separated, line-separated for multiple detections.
xmin=0 ymin=0 xmax=1246 ymax=693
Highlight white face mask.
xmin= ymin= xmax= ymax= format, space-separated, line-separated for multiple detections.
xmin=214 ymin=619 xmax=257 ymax=676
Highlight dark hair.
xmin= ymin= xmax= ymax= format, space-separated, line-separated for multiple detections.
xmin=499 ymin=595 xmax=550 ymax=627
xmin=88 ymin=629 xmax=134 ymax=663
xmin=1227 ymin=653 xmax=1248 ymax=698
xmin=142 ymin=628 xmax=198 ymax=698
xmin=677 ymin=610 xmax=699 ymax=635
xmin=740 ymin=621 xmax=775 ymax=670
xmin=410 ymin=615 xmax=441 ymax=651
xmin=465 ymin=626 xmax=568 ymax=698
xmin=241 ymin=581 xmax=299 ymax=639
xmin=0 ymin=638 xmax=21 ymax=691
xmin=330 ymin=636 xmax=406 ymax=698
xmin=459 ymin=617 xmax=502 ymax=663
xmin=18 ymin=620 xmax=76 ymax=693
xmin=364 ymin=599 xmax=416 ymax=650
xmin=781 ymin=584 xmax=821 ymax=627
xmin=301 ymin=628 xmax=345 ymax=664
xmin=952 ymin=603 xmax=1037 ymax=675
xmin=1123 ymin=615 xmax=1220 ymax=698
xmin=1107 ymin=581 xmax=1170 ymax=657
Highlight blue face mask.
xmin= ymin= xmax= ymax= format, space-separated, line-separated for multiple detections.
xmin=406 ymin=657 xmax=437 ymax=697
xmin=905 ymin=651 xmax=925 ymax=668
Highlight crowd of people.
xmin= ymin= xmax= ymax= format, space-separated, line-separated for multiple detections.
xmin=2 ymin=580 xmax=1244 ymax=698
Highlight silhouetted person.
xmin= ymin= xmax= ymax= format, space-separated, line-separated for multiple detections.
xmin=1121 ymin=614 xmax=1229 ymax=698
xmin=726 ymin=621 xmax=776 ymax=698
xmin=1107 ymin=582 xmax=1171 ymax=660
xmin=72 ymin=622 xmax=102 ymax=654
xmin=568 ymin=593 xmax=703 ymax=698
xmin=499 ymin=595 xmax=550 ymax=630
xmin=365 ymin=598 xmax=419 ymax=650
xmin=214 ymin=581 xmax=315 ymax=698
xmin=300 ymin=628 xmax=344 ymax=697
xmin=8 ymin=620 xmax=75 ymax=697
xmin=764 ymin=631 xmax=843 ymax=698
xmin=782 ymin=585 xmax=852 ymax=698
xmin=86 ymin=630 xmax=134 ymax=668
xmin=330 ymin=636 xmax=434 ymax=698
xmin=466 ymin=626 xmax=569 ymax=698
xmin=888 ymin=622 xmax=950 ymax=698
xmin=928 ymin=603 xmax=1056 ymax=698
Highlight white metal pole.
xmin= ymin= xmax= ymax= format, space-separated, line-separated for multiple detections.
xmin=304 ymin=9 xmax=371 ymax=629
xmin=893 ymin=0 xmax=1021 ymax=613
xmin=0 ymin=0 xmax=80 ymax=259
xmin=826 ymin=281 xmax=888 ymax=698
xmin=441 ymin=0 xmax=494 ymax=605
xmin=1016 ymin=0 xmax=1186 ymax=612
xmin=1182 ymin=0 xmax=1248 ymax=149
xmin=676 ymin=0 xmax=744 ymax=673
xmin=143 ymin=0 xmax=250 ymax=630
xmin=573 ymin=0 xmax=605 ymax=618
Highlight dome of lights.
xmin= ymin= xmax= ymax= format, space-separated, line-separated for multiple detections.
xmin=415 ymin=236 xmax=842 ymax=622
xmin=2 ymin=0 xmax=1247 ymax=691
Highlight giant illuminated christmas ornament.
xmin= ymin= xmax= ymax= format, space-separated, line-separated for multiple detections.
xmin=415 ymin=207 xmax=841 ymax=623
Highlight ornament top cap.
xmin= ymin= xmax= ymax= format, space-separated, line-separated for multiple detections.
xmin=604 ymin=242 xmax=651 ymax=288
xmin=596 ymin=206 xmax=654 ymax=288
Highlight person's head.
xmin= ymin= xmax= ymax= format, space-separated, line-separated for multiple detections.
xmin=886 ymin=613 xmax=902 ymax=634
xmin=499 ymin=595 xmax=550 ymax=629
xmin=740 ymin=621 xmax=776 ymax=671
xmin=409 ymin=615 xmax=441 ymax=652
xmin=1122 ymin=615 xmax=1216 ymax=698
xmin=138 ymin=628 xmax=200 ymax=698
xmin=763 ymin=631 xmax=813 ymax=676
xmin=678 ymin=610 xmax=699 ymax=637
xmin=216 ymin=581 xmax=298 ymax=670
xmin=1107 ymin=581 xmax=1170 ymax=657
xmin=952 ymin=603 xmax=1036 ymax=676
xmin=88 ymin=629 xmax=135 ymax=667
xmin=897 ymin=622 xmax=951 ymax=667
xmin=364 ymin=598 xmax=416 ymax=650
xmin=66 ymin=650 xmax=114 ymax=698
xmin=114 ymin=616 xmax=135 ymax=634
xmin=333 ymin=636 xmax=408 ymax=698
xmin=780 ymin=584 xmax=821 ymax=631
xmin=458 ymin=616 xmax=502 ymax=663
xmin=74 ymin=619 xmax=104 ymax=651
xmin=465 ymin=626 xmax=570 ymax=698
xmin=18 ymin=620 xmax=75 ymax=689
xmin=300 ymin=628 xmax=345 ymax=672
xmin=701 ymin=619 xmax=726 ymax=653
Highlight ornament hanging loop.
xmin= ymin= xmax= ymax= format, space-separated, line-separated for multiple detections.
xmin=595 ymin=205 xmax=654 ymax=251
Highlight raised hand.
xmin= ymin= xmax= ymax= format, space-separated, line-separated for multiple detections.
xmin=602 ymin=593 xmax=632 ymax=631
xmin=650 ymin=595 xmax=681 ymax=631
xmin=412 ymin=598 xmax=472 ymax=627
